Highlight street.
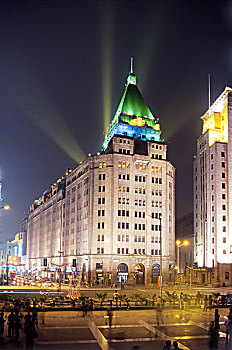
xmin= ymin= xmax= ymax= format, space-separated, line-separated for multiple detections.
xmin=1 ymin=307 xmax=231 ymax=350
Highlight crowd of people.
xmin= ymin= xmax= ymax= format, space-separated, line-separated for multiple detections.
xmin=0 ymin=307 xmax=38 ymax=349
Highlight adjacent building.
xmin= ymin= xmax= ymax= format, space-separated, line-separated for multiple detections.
xmin=27 ymin=64 xmax=176 ymax=285
xmin=194 ymin=86 xmax=232 ymax=270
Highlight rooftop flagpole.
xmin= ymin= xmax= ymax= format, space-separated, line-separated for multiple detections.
xmin=130 ymin=57 xmax=134 ymax=74
xmin=208 ymin=73 xmax=211 ymax=114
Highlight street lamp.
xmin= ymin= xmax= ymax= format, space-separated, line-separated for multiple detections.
xmin=0 ymin=205 xmax=10 ymax=210
xmin=176 ymin=240 xmax=189 ymax=274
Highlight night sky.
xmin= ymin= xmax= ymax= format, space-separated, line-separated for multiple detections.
xmin=1 ymin=0 xmax=232 ymax=240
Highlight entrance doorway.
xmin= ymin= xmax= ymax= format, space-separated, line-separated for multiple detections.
xmin=117 ymin=263 xmax=128 ymax=283
xmin=151 ymin=263 xmax=160 ymax=284
xmin=134 ymin=263 xmax=145 ymax=284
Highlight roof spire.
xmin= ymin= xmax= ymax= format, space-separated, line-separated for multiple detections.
xmin=127 ymin=57 xmax=136 ymax=85
xmin=130 ymin=57 xmax=134 ymax=74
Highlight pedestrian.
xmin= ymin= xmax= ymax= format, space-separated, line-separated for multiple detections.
xmin=126 ymin=299 xmax=130 ymax=310
xmin=203 ymin=295 xmax=208 ymax=312
xmin=114 ymin=290 xmax=119 ymax=307
xmin=81 ymin=300 xmax=87 ymax=317
xmin=209 ymin=321 xmax=218 ymax=349
xmin=8 ymin=310 xmax=16 ymax=338
xmin=225 ymin=315 xmax=232 ymax=345
xmin=196 ymin=291 xmax=201 ymax=306
xmin=214 ymin=309 xmax=220 ymax=335
xmin=14 ymin=311 xmax=21 ymax=341
xmin=162 ymin=340 xmax=172 ymax=350
xmin=156 ymin=296 xmax=161 ymax=312
xmin=173 ymin=340 xmax=182 ymax=349
xmin=183 ymin=294 xmax=189 ymax=310
xmin=89 ymin=298 xmax=94 ymax=315
xmin=209 ymin=295 xmax=213 ymax=310
xmin=107 ymin=308 xmax=113 ymax=328
xmin=179 ymin=292 xmax=183 ymax=310
xmin=0 ymin=311 xmax=5 ymax=340
xmin=229 ymin=308 xmax=232 ymax=317
xmin=25 ymin=318 xmax=38 ymax=350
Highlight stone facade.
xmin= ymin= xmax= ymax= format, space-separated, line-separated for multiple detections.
xmin=27 ymin=136 xmax=175 ymax=284
xmin=27 ymin=66 xmax=176 ymax=285
xmin=194 ymin=87 xmax=232 ymax=268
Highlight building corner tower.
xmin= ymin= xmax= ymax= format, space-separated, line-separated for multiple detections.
xmin=194 ymin=86 xmax=232 ymax=269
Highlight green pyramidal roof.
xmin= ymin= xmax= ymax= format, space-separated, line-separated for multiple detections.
xmin=102 ymin=66 xmax=162 ymax=151
xmin=115 ymin=73 xmax=154 ymax=121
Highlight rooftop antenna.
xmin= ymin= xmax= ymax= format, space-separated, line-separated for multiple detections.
xmin=130 ymin=57 xmax=134 ymax=74
xmin=208 ymin=73 xmax=211 ymax=114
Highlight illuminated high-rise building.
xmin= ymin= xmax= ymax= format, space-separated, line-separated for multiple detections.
xmin=194 ymin=86 xmax=232 ymax=268
xmin=27 ymin=63 xmax=175 ymax=285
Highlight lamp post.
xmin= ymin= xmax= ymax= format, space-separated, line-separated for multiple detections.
xmin=176 ymin=240 xmax=189 ymax=274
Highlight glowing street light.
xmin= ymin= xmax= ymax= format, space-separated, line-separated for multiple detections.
xmin=176 ymin=240 xmax=189 ymax=274
xmin=0 ymin=205 xmax=10 ymax=210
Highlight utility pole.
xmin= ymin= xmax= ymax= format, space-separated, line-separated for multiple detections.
xmin=58 ymin=250 xmax=63 ymax=292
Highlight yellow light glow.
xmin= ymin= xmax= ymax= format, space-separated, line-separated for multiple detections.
xmin=3 ymin=205 xmax=10 ymax=210
xmin=176 ymin=240 xmax=181 ymax=246
xmin=174 ymin=266 xmax=178 ymax=270
xmin=183 ymin=240 xmax=189 ymax=246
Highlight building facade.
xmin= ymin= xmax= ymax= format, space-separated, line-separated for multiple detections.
xmin=194 ymin=86 xmax=232 ymax=268
xmin=27 ymin=66 xmax=176 ymax=285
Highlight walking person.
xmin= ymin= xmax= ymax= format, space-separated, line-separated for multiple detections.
xmin=209 ymin=295 xmax=213 ymax=310
xmin=214 ymin=309 xmax=220 ymax=335
xmin=162 ymin=340 xmax=172 ymax=349
xmin=14 ymin=311 xmax=21 ymax=342
xmin=156 ymin=296 xmax=161 ymax=312
xmin=225 ymin=315 xmax=232 ymax=345
xmin=173 ymin=340 xmax=182 ymax=349
xmin=25 ymin=312 xmax=38 ymax=350
xmin=196 ymin=291 xmax=201 ymax=306
xmin=107 ymin=308 xmax=113 ymax=328
xmin=8 ymin=310 xmax=16 ymax=338
xmin=209 ymin=321 xmax=218 ymax=349
xmin=203 ymin=295 xmax=208 ymax=312
xmin=179 ymin=292 xmax=183 ymax=310
xmin=113 ymin=290 xmax=119 ymax=307
xmin=0 ymin=311 xmax=5 ymax=341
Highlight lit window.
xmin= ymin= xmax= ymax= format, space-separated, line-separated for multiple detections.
xmin=99 ymin=163 xmax=102 ymax=168
xmin=126 ymin=162 xmax=130 ymax=168
xmin=103 ymin=162 xmax=106 ymax=168
xmin=122 ymin=162 xmax=126 ymax=168
xmin=118 ymin=162 xmax=122 ymax=168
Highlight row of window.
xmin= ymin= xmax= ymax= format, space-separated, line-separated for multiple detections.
xmin=96 ymin=247 xmax=161 ymax=255
xmin=117 ymin=234 xmax=129 ymax=242
xmin=118 ymin=198 xmax=129 ymax=204
xmin=119 ymin=174 xmax=130 ymax=180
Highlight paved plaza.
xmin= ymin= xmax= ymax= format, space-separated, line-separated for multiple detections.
xmin=1 ymin=307 xmax=232 ymax=350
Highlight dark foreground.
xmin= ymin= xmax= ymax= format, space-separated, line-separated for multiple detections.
xmin=1 ymin=307 xmax=232 ymax=350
